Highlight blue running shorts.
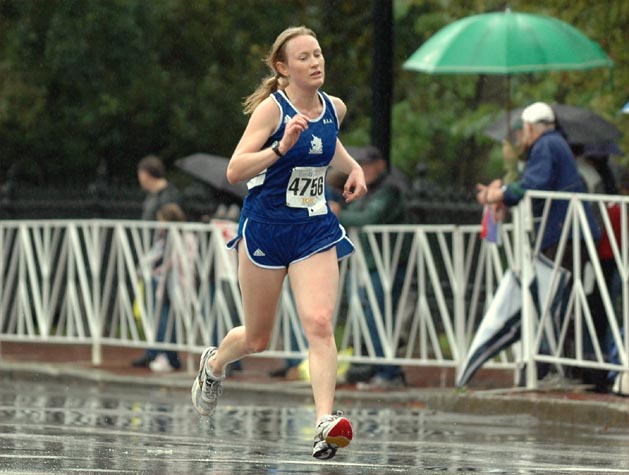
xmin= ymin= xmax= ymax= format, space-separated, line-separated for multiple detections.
xmin=227 ymin=216 xmax=355 ymax=269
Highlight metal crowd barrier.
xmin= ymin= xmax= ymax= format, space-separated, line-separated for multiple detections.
xmin=0 ymin=191 xmax=627 ymax=390
xmin=516 ymin=191 xmax=629 ymax=389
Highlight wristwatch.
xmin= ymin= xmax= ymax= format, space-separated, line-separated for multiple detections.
xmin=271 ymin=141 xmax=283 ymax=158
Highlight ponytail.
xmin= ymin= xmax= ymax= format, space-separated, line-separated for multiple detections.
xmin=243 ymin=75 xmax=280 ymax=115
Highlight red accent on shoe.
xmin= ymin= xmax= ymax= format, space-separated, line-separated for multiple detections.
xmin=326 ymin=417 xmax=353 ymax=448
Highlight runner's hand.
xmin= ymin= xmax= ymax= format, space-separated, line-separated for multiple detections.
xmin=343 ymin=168 xmax=367 ymax=203
xmin=279 ymin=114 xmax=309 ymax=153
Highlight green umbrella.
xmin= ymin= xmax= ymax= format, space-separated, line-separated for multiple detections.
xmin=403 ymin=10 xmax=613 ymax=74
xmin=403 ymin=9 xmax=613 ymax=141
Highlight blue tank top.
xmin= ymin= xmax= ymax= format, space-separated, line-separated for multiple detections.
xmin=241 ymin=90 xmax=340 ymax=224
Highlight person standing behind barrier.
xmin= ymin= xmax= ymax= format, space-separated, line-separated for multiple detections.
xmin=589 ymin=155 xmax=627 ymax=391
xmin=334 ymin=145 xmax=409 ymax=389
xmin=189 ymin=26 xmax=367 ymax=460
xmin=476 ymin=102 xmax=602 ymax=383
xmin=501 ymin=117 xmax=527 ymax=185
xmin=137 ymin=203 xmax=196 ymax=372
xmin=132 ymin=155 xmax=183 ymax=368
xmin=476 ymin=102 xmax=601 ymax=261
xmin=137 ymin=155 xmax=182 ymax=221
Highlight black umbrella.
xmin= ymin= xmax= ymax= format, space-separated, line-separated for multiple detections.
xmin=175 ymin=153 xmax=247 ymax=200
xmin=456 ymin=270 xmax=523 ymax=387
xmin=484 ymin=104 xmax=622 ymax=146
xmin=456 ymin=255 xmax=570 ymax=387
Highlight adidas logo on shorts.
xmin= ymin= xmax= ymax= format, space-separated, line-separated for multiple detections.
xmin=253 ymin=249 xmax=266 ymax=257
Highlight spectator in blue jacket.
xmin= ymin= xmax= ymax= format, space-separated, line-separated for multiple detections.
xmin=476 ymin=101 xmax=603 ymax=385
xmin=476 ymin=101 xmax=601 ymax=255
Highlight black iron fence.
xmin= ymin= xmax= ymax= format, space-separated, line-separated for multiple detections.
xmin=0 ymin=174 xmax=482 ymax=224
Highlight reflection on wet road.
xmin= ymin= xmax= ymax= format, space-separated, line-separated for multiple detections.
xmin=0 ymin=377 xmax=627 ymax=474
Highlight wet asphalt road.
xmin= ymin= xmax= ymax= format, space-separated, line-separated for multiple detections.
xmin=0 ymin=376 xmax=627 ymax=475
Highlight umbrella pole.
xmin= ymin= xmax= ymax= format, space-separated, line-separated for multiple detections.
xmin=506 ymin=74 xmax=512 ymax=144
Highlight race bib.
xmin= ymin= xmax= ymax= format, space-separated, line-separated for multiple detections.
xmin=286 ymin=166 xmax=328 ymax=216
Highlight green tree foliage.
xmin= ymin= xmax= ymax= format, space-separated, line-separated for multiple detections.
xmin=0 ymin=0 xmax=626 ymax=190
xmin=393 ymin=0 xmax=628 ymax=188
xmin=0 ymin=0 xmax=374 ymax=186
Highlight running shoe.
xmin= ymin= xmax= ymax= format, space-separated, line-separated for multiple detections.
xmin=191 ymin=347 xmax=224 ymax=416
xmin=312 ymin=411 xmax=353 ymax=460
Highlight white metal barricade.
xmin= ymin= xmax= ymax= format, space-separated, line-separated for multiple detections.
xmin=0 ymin=193 xmax=627 ymax=390
xmin=516 ymin=191 xmax=629 ymax=389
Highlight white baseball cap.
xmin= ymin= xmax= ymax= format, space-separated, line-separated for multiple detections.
xmin=521 ymin=102 xmax=555 ymax=124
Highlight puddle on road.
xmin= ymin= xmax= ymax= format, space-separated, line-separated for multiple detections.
xmin=0 ymin=378 xmax=627 ymax=474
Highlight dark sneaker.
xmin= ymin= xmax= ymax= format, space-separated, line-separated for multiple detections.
xmin=191 ymin=347 xmax=224 ymax=416
xmin=312 ymin=411 xmax=353 ymax=460
xmin=131 ymin=355 xmax=152 ymax=368
xmin=344 ymin=363 xmax=376 ymax=383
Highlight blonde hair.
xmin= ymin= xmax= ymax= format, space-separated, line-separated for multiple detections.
xmin=242 ymin=26 xmax=317 ymax=115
